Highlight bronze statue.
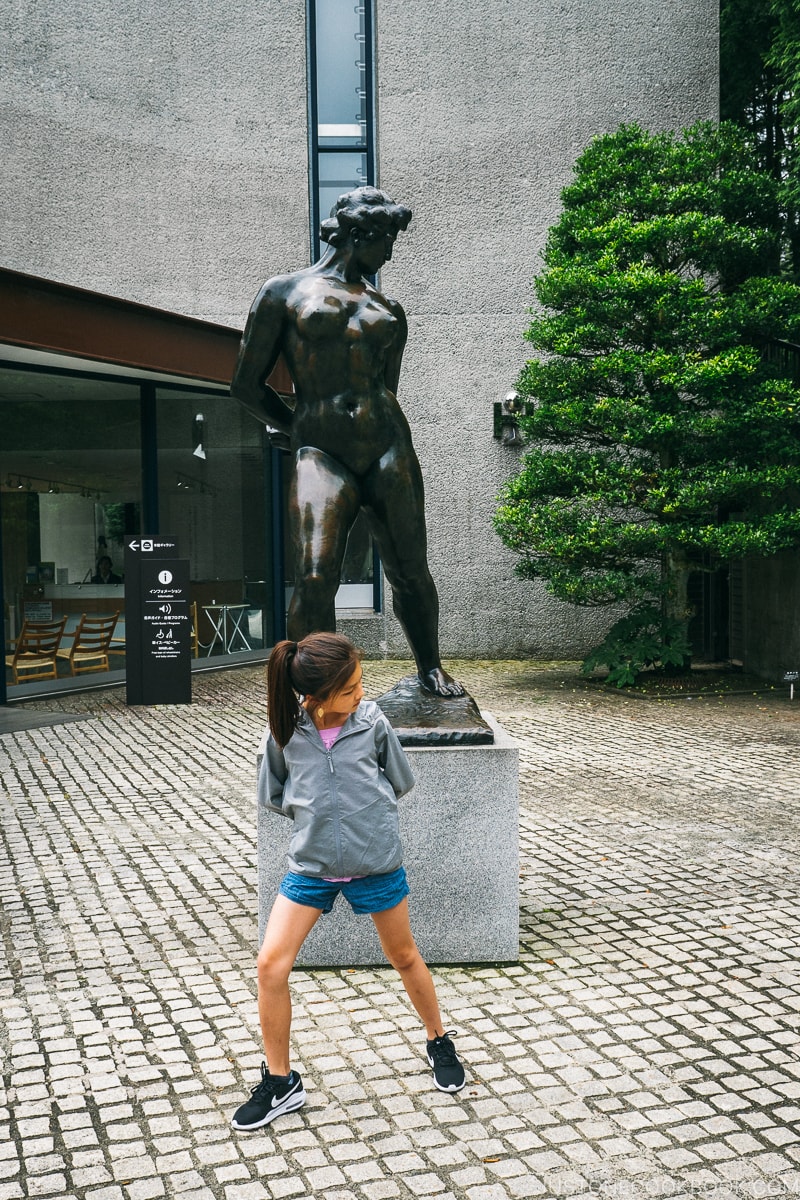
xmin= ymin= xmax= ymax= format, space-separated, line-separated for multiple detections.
xmin=231 ymin=186 xmax=463 ymax=697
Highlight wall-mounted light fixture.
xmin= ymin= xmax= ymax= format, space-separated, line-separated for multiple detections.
xmin=193 ymin=413 xmax=206 ymax=460
xmin=175 ymin=470 xmax=217 ymax=497
xmin=493 ymin=390 xmax=526 ymax=447
xmin=1 ymin=472 xmax=101 ymax=496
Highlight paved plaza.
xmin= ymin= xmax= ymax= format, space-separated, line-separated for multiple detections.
xmin=1 ymin=660 xmax=800 ymax=1200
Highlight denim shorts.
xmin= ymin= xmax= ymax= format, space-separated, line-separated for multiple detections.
xmin=278 ymin=866 xmax=409 ymax=915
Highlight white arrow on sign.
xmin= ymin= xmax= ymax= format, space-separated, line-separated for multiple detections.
xmin=129 ymin=540 xmax=140 ymax=551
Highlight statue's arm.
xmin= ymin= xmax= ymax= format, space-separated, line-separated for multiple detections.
xmin=231 ymin=282 xmax=295 ymax=435
xmin=384 ymin=300 xmax=408 ymax=396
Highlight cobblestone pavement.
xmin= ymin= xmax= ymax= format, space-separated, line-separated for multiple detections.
xmin=2 ymin=661 xmax=800 ymax=1200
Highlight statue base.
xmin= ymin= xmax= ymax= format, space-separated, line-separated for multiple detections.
xmin=257 ymin=713 xmax=519 ymax=966
xmin=375 ymin=675 xmax=494 ymax=746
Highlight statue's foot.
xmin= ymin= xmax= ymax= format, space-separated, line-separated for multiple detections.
xmin=418 ymin=667 xmax=465 ymax=698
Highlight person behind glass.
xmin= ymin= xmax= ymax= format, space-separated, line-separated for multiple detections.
xmin=91 ymin=556 xmax=122 ymax=585
xmin=231 ymin=632 xmax=465 ymax=1132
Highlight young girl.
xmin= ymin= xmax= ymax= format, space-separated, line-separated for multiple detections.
xmin=232 ymin=632 xmax=465 ymax=1131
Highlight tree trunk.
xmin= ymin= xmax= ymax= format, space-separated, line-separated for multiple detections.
xmin=663 ymin=549 xmax=693 ymax=672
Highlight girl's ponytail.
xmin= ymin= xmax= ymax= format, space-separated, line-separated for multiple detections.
xmin=267 ymin=632 xmax=361 ymax=748
xmin=267 ymin=640 xmax=302 ymax=748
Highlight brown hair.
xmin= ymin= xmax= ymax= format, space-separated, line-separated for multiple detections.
xmin=267 ymin=633 xmax=362 ymax=748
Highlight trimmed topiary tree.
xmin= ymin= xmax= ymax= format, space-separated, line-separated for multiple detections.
xmin=495 ymin=121 xmax=800 ymax=681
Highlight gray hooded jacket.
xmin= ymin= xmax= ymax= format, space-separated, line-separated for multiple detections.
xmin=258 ymin=700 xmax=415 ymax=878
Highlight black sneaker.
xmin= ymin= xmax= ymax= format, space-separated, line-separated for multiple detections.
xmin=231 ymin=1063 xmax=306 ymax=1130
xmin=426 ymin=1032 xmax=465 ymax=1093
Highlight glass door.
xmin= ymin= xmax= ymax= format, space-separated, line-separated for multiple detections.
xmin=1 ymin=364 xmax=141 ymax=688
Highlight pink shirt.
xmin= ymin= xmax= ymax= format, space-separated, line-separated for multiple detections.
xmin=318 ymin=725 xmax=342 ymax=750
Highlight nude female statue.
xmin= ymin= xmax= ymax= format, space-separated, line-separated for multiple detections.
xmin=231 ymin=186 xmax=463 ymax=697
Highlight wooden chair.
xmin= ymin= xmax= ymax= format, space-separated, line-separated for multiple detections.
xmin=56 ymin=612 xmax=120 ymax=676
xmin=5 ymin=616 xmax=68 ymax=684
xmin=190 ymin=600 xmax=199 ymax=658
xmin=109 ymin=619 xmax=126 ymax=658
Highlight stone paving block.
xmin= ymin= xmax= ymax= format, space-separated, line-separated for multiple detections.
xmin=267 ymin=1179 xmax=307 ymax=1199
xmin=359 ymin=1185 xmax=401 ymax=1200
xmin=465 ymin=1185 xmax=513 ymax=1200
xmin=122 ymin=1180 xmax=165 ymax=1200
xmin=223 ymin=1184 xmax=270 ymax=1200
xmin=401 ymin=1174 xmax=447 ymax=1195
xmin=23 ymin=1175 xmax=67 ymax=1197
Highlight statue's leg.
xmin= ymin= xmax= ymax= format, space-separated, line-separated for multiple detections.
xmin=287 ymin=447 xmax=360 ymax=639
xmin=361 ymin=442 xmax=463 ymax=697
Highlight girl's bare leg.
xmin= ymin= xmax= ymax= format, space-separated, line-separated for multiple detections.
xmin=257 ymin=895 xmax=323 ymax=1073
xmin=371 ymin=898 xmax=444 ymax=1039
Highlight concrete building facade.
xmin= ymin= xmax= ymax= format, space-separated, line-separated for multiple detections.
xmin=1 ymin=0 xmax=719 ymax=688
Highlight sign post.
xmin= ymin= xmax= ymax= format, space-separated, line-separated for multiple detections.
xmin=125 ymin=536 xmax=192 ymax=705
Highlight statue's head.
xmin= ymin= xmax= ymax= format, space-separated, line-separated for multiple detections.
xmin=320 ymin=186 xmax=412 ymax=248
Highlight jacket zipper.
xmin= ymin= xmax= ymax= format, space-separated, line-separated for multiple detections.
xmin=326 ymin=748 xmax=345 ymax=875
xmin=297 ymin=712 xmax=369 ymax=877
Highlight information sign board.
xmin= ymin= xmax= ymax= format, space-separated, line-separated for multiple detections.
xmin=23 ymin=601 xmax=54 ymax=622
xmin=124 ymin=536 xmax=191 ymax=705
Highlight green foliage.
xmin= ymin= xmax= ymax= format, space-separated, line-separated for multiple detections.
xmin=770 ymin=0 xmax=800 ymax=110
xmin=721 ymin=0 xmax=800 ymax=274
xmin=494 ymin=122 xmax=800 ymax=654
xmin=581 ymin=604 xmax=693 ymax=687
xmin=102 ymin=503 xmax=127 ymax=545
xmin=767 ymin=0 xmax=800 ymax=223
xmin=720 ymin=0 xmax=779 ymax=127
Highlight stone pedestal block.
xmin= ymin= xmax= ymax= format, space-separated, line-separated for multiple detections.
xmin=257 ymin=713 xmax=519 ymax=966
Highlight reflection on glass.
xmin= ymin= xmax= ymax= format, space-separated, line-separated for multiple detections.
xmin=318 ymin=150 xmax=368 ymax=223
xmin=0 ymin=366 xmax=141 ymax=687
xmin=156 ymin=390 xmax=272 ymax=658
xmin=316 ymin=0 xmax=367 ymax=147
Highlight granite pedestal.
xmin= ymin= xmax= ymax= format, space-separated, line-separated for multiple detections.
xmin=257 ymin=713 xmax=519 ymax=966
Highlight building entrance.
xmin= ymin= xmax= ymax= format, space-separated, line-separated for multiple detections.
xmin=1 ymin=357 xmax=276 ymax=700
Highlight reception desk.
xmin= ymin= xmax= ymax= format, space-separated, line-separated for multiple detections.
xmin=16 ymin=581 xmax=251 ymax=655
xmin=39 ymin=584 xmax=126 ymax=618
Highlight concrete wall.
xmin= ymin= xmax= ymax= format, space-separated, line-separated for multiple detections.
xmin=2 ymin=0 xmax=719 ymax=659
xmin=1 ymin=0 xmax=310 ymax=325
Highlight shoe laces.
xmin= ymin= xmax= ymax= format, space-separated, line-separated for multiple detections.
xmin=429 ymin=1031 xmax=459 ymax=1065
xmin=251 ymin=1062 xmax=285 ymax=1099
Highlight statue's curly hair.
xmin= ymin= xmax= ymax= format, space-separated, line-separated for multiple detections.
xmin=320 ymin=186 xmax=412 ymax=247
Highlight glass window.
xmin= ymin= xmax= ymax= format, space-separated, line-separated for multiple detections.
xmin=156 ymin=391 xmax=273 ymax=658
xmin=1 ymin=365 xmax=140 ymax=684
xmin=309 ymin=0 xmax=374 ymax=255
xmin=1 ymin=364 xmax=276 ymax=694
xmin=318 ymin=150 xmax=369 ymax=226
xmin=305 ymin=0 xmax=379 ymax=614
xmin=315 ymin=0 xmax=368 ymax=146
